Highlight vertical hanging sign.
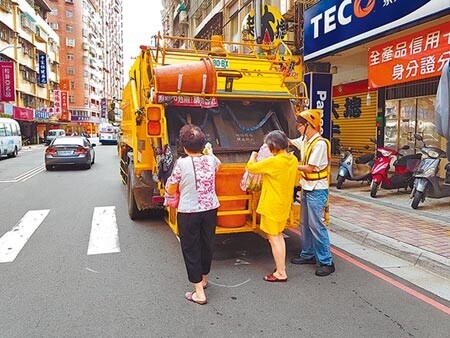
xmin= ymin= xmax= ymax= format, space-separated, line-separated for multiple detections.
xmin=52 ymin=89 xmax=62 ymax=118
xmin=38 ymin=54 xmax=47 ymax=84
xmin=60 ymin=91 xmax=70 ymax=121
xmin=304 ymin=72 xmax=333 ymax=140
xmin=0 ymin=61 xmax=16 ymax=101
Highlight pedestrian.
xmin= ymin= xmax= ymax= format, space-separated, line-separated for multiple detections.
xmin=165 ymin=124 xmax=221 ymax=305
xmin=246 ymin=130 xmax=298 ymax=282
xmin=289 ymin=109 xmax=335 ymax=277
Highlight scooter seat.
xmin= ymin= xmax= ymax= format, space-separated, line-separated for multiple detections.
xmin=356 ymin=153 xmax=375 ymax=164
xmin=395 ymin=153 xmax=422 ymax=167
xmin=353 ymin=163 xmax=372 ymax=177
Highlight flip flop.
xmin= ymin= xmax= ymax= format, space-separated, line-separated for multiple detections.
xmin=263 ymin=273 xmax=288 ymax=282
xmin=185 ymin=291 xmax=207 ymax=305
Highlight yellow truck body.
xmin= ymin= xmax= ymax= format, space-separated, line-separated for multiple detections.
xmin=119 ymin=34 xmax=307 ymax=234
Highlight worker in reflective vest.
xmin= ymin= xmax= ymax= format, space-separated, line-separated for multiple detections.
xmin=289 ymin=109 xmax=335 ymax=277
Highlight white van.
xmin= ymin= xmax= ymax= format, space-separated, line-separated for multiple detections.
xmin=0 ymin=118 xmax=22 ymax=158
xmin=98 ymin=123 xmax=118 ymax=145
xmin=45 ymin=129 xmax=66 ymax=145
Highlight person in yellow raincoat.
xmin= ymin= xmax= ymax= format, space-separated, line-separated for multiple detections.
xmin=246 ymin=130 xmax=298 ymax=282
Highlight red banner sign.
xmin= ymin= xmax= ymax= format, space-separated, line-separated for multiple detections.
xmin=60 ymin=90 xmax=70 ymax=121
xmin=368 ymin=21 xmax=450 ymax=89
xmin=13 ymin=106 xmax=33 ymax=121
xmin=0 ymin=61 xmax=16 ymax=101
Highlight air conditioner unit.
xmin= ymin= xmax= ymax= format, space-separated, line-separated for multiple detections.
xmin=179 ymin=10 xmax=188 ymax=24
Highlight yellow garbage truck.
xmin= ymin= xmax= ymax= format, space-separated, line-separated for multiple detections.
xmin=119 ymin=33 xmax=307 ymax=235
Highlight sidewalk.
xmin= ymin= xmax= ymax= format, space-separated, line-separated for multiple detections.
xmin=328 ymin=168 xmax=450 ymax=280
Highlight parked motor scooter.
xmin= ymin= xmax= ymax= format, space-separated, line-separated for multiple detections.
xmin=336 ymin=146 xmax=375 ymax=189
xmin=369 ymin=144 xmax=422 ymax=198
xmin=410 ymin=134 xmax=450 ymax=209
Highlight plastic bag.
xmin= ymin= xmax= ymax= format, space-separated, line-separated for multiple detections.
xmin=240 ymin=143 xmax=272 ymax=192
xmin=164 ymin=191 xmax=180 ymax=208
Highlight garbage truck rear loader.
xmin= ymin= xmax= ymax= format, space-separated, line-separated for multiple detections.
xmin=119 ymin=34 xmax=308 ymax=234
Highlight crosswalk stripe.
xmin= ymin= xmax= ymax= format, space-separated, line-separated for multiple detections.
xmin=0 ymin=210 xmax=50 ymax=263
xmin=87 ymin=206 xmax=120 ymax=255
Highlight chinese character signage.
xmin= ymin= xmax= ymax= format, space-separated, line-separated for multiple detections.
xmin=52 ymin=90 xmax=62 ymax=117
xmin=0 ymin=61 xmax=15 ymax=101
xmin=60 ymin=91 xmax=70 ymax=121
xmin=101 ymin=98 xmax=107 ymax=118
xmin=304 ymin=0 xmax=449 ymax=61
xmin=13 ymin=106 xmax=33 ymax=121
xmin=156 ymin=95 xmax=218 ymax=108
xmin=368 ymin=21 xmax=450 ymax=88
xmin=38 ymin=54 xmax=47 ymax=84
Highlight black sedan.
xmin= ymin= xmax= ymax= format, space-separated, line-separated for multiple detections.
xmin=45 ymin=136 xmax=96 ymax=170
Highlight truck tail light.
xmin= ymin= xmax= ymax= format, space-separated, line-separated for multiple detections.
xmin=146 ymin=106 xmax=163 ymax=137
xmin=147 ymin=121 xmax=161 ymax=136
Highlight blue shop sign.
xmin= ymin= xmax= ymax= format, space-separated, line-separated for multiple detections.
xmin=304 ymin=0 xmax=450 ymax=61
xmin=38 ymin=54 xmax=47 ymax=84
xmin=35 ymin=110 xmax=50 ymax=119
xmin=304 ymin=72 xmax=333 ymax=141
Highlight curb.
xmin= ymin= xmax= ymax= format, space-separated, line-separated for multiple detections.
xmin=329 ymin=216 xmax=450 ymax=280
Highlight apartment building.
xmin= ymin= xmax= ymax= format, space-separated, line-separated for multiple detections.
xmin=0 ymin=0 xmax=60 ymax=142
xmin=46 ymin=0 xmax=123 ymax=136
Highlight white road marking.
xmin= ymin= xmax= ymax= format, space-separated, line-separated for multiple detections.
xmin=0 ymin=210 xmax=50 ymax=263
xmin=0 ymin=165 xmax=45 ymax=183
xmin=87 ymin=206 xmax=120 ymax=255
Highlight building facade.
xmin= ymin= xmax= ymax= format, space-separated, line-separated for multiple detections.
xmin=0 ymin=0 xmax=60 ymax=143
xmin=0 ymin=0 xmax=123 ymax=142
xmin=46 ymin=0 xmax=123 ymax=136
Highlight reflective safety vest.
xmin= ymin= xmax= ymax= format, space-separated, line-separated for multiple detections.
xmin=300 ymin=136 xmax=331 ymax=181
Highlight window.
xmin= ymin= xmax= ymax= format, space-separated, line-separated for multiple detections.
xmin=67 ymin=67 xmax=75 ymax=75
xmin=50 ymin=8 xmax=58 ymax=16
xmin=66 ymin=10 xmax=73 ymax=18
xmin=67 ymin=53 xmax=74 ymax=60
xmin=66 ymin=37 xmax=75 ymax=47
xmin=49 ymin=22 xmax=58 ymax=30
xmin=70 ymin=81 xmax=75 ymax=89
xmin=69 ymin=95 xmax=75 ymax=103
xmin=66 ymin=24 xmax=73 ymax=32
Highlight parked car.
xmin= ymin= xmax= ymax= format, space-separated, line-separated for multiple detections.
xmin=45 ymin=136 xmax=96 ymax=170
xmin=45 ymin=129 xmax=66 ymax=145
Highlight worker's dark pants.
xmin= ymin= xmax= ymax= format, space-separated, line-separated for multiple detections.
xmin=177 ymin=208 xmax=218 ymax=283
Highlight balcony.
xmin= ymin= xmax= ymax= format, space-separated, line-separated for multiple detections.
xmin=35 ymin=26 xmax=48 ymax=43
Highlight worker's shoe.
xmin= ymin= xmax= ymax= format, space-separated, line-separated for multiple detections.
xmin=315 ymin=263 xmax=335 ymax=277
xmin=290 ymin=256 xmax=316 ymax=265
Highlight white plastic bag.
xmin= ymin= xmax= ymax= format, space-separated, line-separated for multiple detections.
xmin=240 ymin=143 xmax=272 ymax=192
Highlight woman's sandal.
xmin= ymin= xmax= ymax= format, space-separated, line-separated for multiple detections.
xmin=185 ymin=291 xmax=207 ymax=305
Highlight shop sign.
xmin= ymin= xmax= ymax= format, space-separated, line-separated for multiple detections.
xmin=101 ymin=98 xmax=107 ymax=119
xmin=34 ymin=109 xmax=50 ymax=119
xmin=71 ymin=115 xmax=91 ymax=122
xmin=304 ymin=0 xmax=449 ymax=61
xmin=60 ymin=91 xmax=70 ymax=121
xmin=242 ymin=4 xmax=287 ymax=46
xmin=13 ymin=106 xmax=34 ymax=121
xmin=38 ymin=54 xmax=47 ymax=85
xmin=52 ymin=90 xmax=62 ymax=117
xmin=304 ymin=72 xmax=333 ymax=140
xmin=368 ymin=21 xmax=450 ymax=88
xmin=0 ymin=61 xmax=15 ymax=101
xmin=0 ymin=102 xmax=13 ymax=116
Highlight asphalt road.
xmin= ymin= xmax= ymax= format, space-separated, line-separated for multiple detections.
xmin=0 ymin=144 xmax=449 ymax=338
